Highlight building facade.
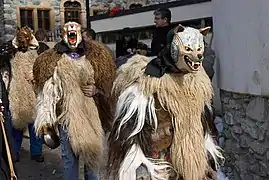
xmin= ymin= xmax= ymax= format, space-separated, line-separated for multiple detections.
xmin=2 ymin=0 xmax=87 ymax=42
xmin=0 ymin=0 xmax=178 ymax=43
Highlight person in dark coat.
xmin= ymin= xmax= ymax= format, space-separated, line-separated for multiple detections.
xmin=202 ymin=41 xmax=215 ymax=81
xmin=116 ymin=27 xmax=138 ymax=58
xmin=116 ymin=42 xmax=148 ymax=68
xmin=150 ymin=8 xmax=174 ymax=56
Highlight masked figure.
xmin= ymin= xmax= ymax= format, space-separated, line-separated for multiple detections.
xmin=33 ymin=22 xmax=116 ymax=180
xmin=7 ymin=26 xmax=45 ymax=162
xmin=108 ymin=25 xmax=224 ymax=180
xmin=9 ymin=26 xmax=39 ymax=129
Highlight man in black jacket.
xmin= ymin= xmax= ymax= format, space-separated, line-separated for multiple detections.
xmin=116 ymin=27 xmax=138 ymax=58
xmin=150 ymin=8 xmax=174 ymax=56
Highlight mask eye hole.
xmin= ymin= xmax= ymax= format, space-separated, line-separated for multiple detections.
xmin=185 ymin=46 xmax=192 ymax=51
xmin=197 ymin=47 xmax=202 ymax=51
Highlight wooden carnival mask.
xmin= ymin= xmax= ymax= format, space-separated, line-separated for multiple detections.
xmin=170 ymin=24 xmax=211 ymax=73
xmin=62 ymin=22 xmax=82 ymax=50
xmin=12 ymin=26 xmax=39 ymax=52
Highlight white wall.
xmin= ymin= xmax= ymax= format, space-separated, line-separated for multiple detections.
xmin=212 ymin=0 xmax=269 ymax=96
xmin=91 ymin=2 xmax=212 ymax=33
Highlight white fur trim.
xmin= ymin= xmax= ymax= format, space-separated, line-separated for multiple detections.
xmin=34 ymin=67 xmax=63 ymax=134
xmin=119 ymin=144 xmax=171 ymax=180
xmin=115 ymin=84 xmax=157 ymax=140
xmin=205 ymin=133 xmax=224 ymax=169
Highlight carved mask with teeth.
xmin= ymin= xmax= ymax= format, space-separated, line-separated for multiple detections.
xmin=62 ymin=22 xmax=82 ymax=50
xmin=170 ymin=25 xmax=211 ymax=73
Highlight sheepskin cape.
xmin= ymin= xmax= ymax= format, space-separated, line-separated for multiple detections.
xmin=33 ymin=40 xmax=116 ymax=132
xmin=9 ymin=50 xmax=38 ymax=129
xmin=109 ymin=55 xmax=222 ymax=180
xmin=33 ymin=41 xmax=116 ymax=170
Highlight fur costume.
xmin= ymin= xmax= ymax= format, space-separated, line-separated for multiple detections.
xmin=8 ymin=26 xmax=39 ymax=129
xmin=33 ymin=22 xmax=116 ymax=170
xmin=108 ymin=25 xmax=224 ymax=180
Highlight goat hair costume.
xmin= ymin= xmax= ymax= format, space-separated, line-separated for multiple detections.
xmin=33 ymin=22 xmax=116 ymax=170
xmin=9 ymin=26 xmax=39 ymax=129
xmin=108 ymin=25 xmax=224 ymax=180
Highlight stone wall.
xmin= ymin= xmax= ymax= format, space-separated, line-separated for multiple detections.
xmin=220 ymin=89 xmax=269 ymax=180
xmin=0 ymin=0 xmax=5 ymax=44
xmin=2 ymin=0 xmax=61 ymax=42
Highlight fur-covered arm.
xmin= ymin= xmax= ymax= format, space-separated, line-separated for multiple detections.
xmin=85 ymin=41 xmax=116 ymax=96
xmin=33 ymin=48 xmax=62 ymax=90
xmin=85 ymin=41 xmax=117 ymax=132
xmin=81 ymin=65 xmax=104 ymax=97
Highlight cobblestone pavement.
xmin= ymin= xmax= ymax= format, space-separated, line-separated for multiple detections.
xmin=15 ymin=137 xmax=108 ymax=180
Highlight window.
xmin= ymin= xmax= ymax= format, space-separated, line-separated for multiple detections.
xmin=20 ymin=9 xmax=34 ymax=30
xmin=37 ymin=10 xmax=50 ymax=30
xmin=64 ymin=1 xmax=81 ymax=23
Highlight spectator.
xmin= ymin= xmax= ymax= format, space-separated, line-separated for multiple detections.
xmin=82 ymin=28 xmax=96 ymax=41
xmin=136 ymin=42 xmax=148 ymax=56
xmin=116 ymin=27 xmax=138 ymax=58
xmin=150 ymin=8 xmax=174 ymax=56
xmin=202 ymin=41 xmax=215 ymax=81
xmin=83 ymin=28 xmax=115 ymax=58
xmin=115 ymin=41 xmax=148 ymax=68
xmin=35 ymin=28 xmax=50 ymax=55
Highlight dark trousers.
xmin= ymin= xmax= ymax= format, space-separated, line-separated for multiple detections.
xmin=12 ymin=123 xmax=43 ymax=157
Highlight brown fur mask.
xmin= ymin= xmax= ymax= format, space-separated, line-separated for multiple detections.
xmin=170 ymin=24 xmax=211 ymax=73
xmin=12 ymin=26 xmax=39 ymax=52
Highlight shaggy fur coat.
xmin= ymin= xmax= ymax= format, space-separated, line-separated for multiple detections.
xmin=9 ymin=50 xmax=38 ymax=129
xmin=108 ymin=54 xmax=223 ymax=180
xmin=33 ymin=41 xmax=116 ymax=170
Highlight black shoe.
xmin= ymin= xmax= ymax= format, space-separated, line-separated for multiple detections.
xmin=31 ymin=155 xmax=44 ymax=162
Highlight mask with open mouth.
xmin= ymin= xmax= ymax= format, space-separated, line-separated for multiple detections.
xmin=170 ymin=25 xmax=211 ymax=73
xmin=62 ymin=22 xmax=82 ymax=50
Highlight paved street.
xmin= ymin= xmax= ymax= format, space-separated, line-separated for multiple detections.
xmin=16 ymin=138 xmax=63 ymax=180
xmin=15 ymin=137 xmax=108 ymax=180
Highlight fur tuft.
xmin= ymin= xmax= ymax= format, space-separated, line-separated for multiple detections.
xmin=205 ymin=133 xmax=224 ymax=169
xmin=119 ymin=144 xmax=171 ymax=180
xmin=115 ymin=84 xmax=157 ymax=140
xmin=34 ymin=68 xmax=62 ymax=134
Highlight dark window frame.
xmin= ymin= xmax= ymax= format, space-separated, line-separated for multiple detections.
xmin=64 ymin=1 xmax=81 ymax=23
xmin=19 ymin=8 xmax=34 ymax=30
xmin=37 ymin=9 xmax=51 ymax=30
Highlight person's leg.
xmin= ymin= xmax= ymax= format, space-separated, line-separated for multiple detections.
xmin=12 ymin=127 xmax=23 ymax=162
xmin=84 ymin=165 xmax=99 ymax=180
xmin=28 ymin=123 xmax=44 ymax=162
xmin=58 ymin=125 xmax=79 ymax=180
